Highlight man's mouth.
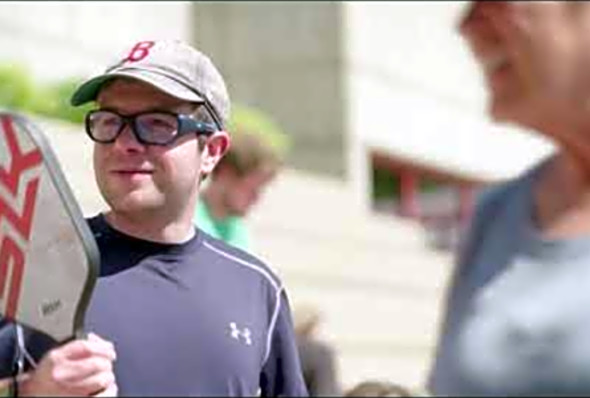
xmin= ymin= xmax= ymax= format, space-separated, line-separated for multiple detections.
xmin=111 ymin=169 xmax=154 ymax=175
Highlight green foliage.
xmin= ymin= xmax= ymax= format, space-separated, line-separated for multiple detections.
xmin=35 ymin=79 xmax=93 ymax=124
xmin=0 ymin=64 xmax=36 ymax=110
xmin=0 ymin=64 xmax=88 ymax=124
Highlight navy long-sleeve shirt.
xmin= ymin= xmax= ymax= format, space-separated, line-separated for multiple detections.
xmin=0 ymin=214 xmax=307 ymax=396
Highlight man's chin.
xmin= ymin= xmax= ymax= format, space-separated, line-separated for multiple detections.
xmin=103 ymin=193 xmax=164 ymax=215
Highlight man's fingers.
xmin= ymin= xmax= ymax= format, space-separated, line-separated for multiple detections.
xmin=87 ymin=333 xmax=110 ymax=345
xmin=52 ymin=356 xmax=114 ymax=384
xmin=51 ymin=336 xmax=116 ymax=362
xmin=21 ymin=334 xmax=118 ymax=397
xmin=67 ymin=370 xmax=116 ymax=397
xmin=92 ymin=381 xmax=118 ymax=397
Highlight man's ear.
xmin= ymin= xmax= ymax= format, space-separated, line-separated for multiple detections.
xmin=200 ymin=131 xmax=230 ymax=174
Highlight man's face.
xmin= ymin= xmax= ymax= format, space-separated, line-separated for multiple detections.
xmin=459 ymin=1 xmax=590 ymax=128
xmin=93 ymin=79 xmax=223 ymax=217
xmin=221 ymin=166 xmax=277 ymax=217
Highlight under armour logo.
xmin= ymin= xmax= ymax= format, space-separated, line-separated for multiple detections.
xmin=229 ymin=322 xmax=252 ymax=346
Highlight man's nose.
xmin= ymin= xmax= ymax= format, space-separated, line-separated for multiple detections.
xmin=113 ymin=123 xmax=145 ymax=153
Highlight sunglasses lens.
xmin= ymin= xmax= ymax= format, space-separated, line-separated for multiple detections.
xmin=87 ymin=111 xmax=123 ymax=142
xmin=136 ymin=113 xmax=180 ymax=145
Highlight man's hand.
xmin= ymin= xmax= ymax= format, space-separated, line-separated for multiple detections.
xmin=19 ymin=333 xmax=117 ymax=397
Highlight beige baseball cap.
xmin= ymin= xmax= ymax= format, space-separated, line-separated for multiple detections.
xmin=70 ymin=39 xmax=230 ymax=128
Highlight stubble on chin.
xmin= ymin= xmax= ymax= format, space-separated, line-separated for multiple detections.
xmin=99 ymin=181 xmax=162 ymax=215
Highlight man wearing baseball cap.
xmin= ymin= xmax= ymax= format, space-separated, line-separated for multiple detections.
xmin=0 ymin=39 xmax=307 ymax=396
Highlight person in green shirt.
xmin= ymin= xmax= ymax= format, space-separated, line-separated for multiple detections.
xmin=194 ymin=105 xmax=289 ymax=251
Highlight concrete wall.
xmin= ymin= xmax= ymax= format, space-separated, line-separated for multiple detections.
xmin=0 ymin=1 xmax=191 ymax=82
xmin=192 ymin=2 xmax=347 ymax=177
xmin=342 ymin=2 xmax=554 ymax=211
xmin=0 ymin=1 xmax=554 ymax=185
xmin=190 ymin=2 xmax=555 ymax=212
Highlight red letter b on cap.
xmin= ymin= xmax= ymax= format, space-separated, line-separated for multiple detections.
xmin=125 ymin=41 xmax=155 ymax=63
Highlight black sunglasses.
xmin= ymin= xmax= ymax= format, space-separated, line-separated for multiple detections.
xmin=85 ymin=109 xmax=218 ymax=146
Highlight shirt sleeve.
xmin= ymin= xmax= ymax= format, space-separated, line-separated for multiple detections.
xmin=0 ymin=320 xmax=17 ymax=379
xmin=260 ymin=289 xmax=308 ymax=397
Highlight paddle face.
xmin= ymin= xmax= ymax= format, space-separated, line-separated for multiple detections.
xmin=0 ymin=111 xmax=98 ymax=343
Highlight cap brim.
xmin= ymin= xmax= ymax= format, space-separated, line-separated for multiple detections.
xmin=70 ymin=69 xmax=205 ymax=106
